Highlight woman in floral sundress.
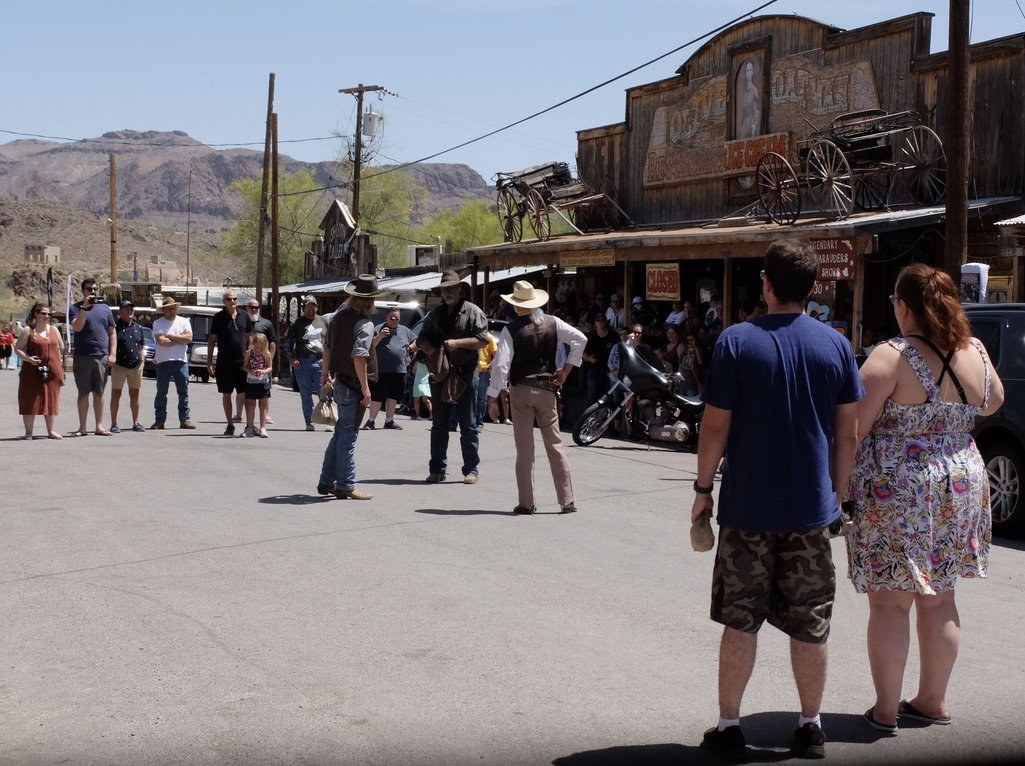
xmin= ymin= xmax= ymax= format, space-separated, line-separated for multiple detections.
xmin=847 ymin=264 xmax=1004 ymax=734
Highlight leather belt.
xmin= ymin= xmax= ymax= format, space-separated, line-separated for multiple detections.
xmin=517 ymin=376 xmax=560 ymax=393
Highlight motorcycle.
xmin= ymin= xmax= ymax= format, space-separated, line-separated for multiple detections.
xmin=572 ymin=343 xmax=704 ymax=447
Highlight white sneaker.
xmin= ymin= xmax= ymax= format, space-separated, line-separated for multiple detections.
xmin=258 ymin=427 xmax=269 ymax=438
xmin=239 ymin=426 xmax=255 ymax=438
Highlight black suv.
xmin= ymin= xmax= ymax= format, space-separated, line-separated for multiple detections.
xmin=966 ymin=304 xmax=1025 ymax=538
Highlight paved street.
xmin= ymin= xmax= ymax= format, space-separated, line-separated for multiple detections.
xmin=1 ymin=368 xmax=1023 ymax=765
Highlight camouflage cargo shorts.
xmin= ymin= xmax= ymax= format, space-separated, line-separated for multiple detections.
xmin=710 ymin=525 xmax=835 ymax=644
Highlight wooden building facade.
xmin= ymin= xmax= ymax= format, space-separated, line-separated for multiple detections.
xmin=469 ymin=12 xmax=1025 ymax=344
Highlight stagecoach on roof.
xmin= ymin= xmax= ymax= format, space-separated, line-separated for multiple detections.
xmin=755 ymin=109 xmax=947 ymax=225
xmin=494 ymin=161 xmax=629 ymax=242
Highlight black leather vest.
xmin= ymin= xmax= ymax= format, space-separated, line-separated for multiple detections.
xmin=328 ymin=308 xmax=374 ymax=380
xmin=508 ymin=314 xmax=557 ymax=384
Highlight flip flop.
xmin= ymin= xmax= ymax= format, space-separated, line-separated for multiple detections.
xmin=21 ymin=434 xmax=33 ymax=440
xmin=94 ymin=429 xmax=112 ymax=436
xmin=68 ymin=430 xmax=88 ymax=438
xmin=864 ymin=707 xmax=898 ymax=735
xmin=899 ymin=700 xmax=952 ymax=725
xmin=47 ymin=432 xmax=63 ymax=440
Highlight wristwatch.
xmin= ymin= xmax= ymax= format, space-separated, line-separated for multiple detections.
xmin=693 ymin=481 xmax=714 ymax=495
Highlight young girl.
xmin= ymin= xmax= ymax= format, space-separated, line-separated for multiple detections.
xmin=241 ymin=332 xmax=273 ymax=438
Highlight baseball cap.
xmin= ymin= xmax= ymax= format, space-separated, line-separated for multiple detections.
xmin=119 ymin=299 xmax=134 ymax=309
xmin=632 ymin=296 xmax=643 ymax=305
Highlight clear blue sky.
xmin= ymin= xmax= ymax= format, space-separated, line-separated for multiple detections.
xmin=2 ymin=1 xmax=1022 ymax=181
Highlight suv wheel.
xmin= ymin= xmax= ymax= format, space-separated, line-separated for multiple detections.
xmin=983 ymin=438 xmax=1024 ymax=537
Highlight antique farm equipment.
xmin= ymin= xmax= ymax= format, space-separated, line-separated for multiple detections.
xmin=495 ymin=162 xmax=627 ymax=242
xmin=755 ymin=109 xmax=947 ymax=225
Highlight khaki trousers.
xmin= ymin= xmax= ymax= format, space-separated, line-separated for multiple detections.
xmin=509 ymin=384 xmax=574 ymax=508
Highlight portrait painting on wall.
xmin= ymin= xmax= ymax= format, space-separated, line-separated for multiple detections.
xmin=729 ymin=44 xmax=768 ymax=193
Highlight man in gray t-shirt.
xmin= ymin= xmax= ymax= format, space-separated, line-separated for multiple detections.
xmin=363 ymin=307 xmax=416 ymax=430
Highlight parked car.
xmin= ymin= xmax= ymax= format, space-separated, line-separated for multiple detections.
xmin=322 ymin=300 xmax=426 ymax=331
xmin=141 ymin=325 xmax=156 ymax=377
xmin=966 ymin=303 xmax=1025 ymax=538
xmin=176 ymin=305 xmax=223 ymax=383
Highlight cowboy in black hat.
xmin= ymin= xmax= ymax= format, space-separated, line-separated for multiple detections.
xmin=317 ymin=274 xmax=385 ymax=500
xmin=416 ymin=269 xmax=489 ymax=484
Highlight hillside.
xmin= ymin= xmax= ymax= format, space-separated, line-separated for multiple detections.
xmin=0 ymin=129 xmax=494 ymax=320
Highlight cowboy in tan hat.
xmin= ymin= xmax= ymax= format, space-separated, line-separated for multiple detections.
xmin=316 ymin=274 xmax=385 ymax=500
xmin=486 ymin=280 xmax=587 ymax=514
xmin=416 ymin=269 xmax=489 ymax=484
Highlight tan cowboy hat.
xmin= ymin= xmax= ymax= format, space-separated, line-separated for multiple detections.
xmin=438 ymin=269 xmax=463 ymax=289
xmin=344 ymin=274 xmax=386 ymax=298
xmin=501 ymin=280 xmax=549 ymax=310
xmin=159 ymin=298 xmax=180 ymax=310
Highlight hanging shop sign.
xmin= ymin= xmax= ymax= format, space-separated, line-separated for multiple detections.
xmin=811 ymin=237 xmax=856 ymax=281
xmin=560 ymin=250 xmax=616 ymax=268
xmin=645 ymin=263 xmax=680 ymax=301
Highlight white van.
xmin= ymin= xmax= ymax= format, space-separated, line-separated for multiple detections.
xmin=322 ymin=300 xmax=425 ymax=330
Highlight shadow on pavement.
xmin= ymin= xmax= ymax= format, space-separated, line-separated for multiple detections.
xmin=258 ymin=494 xmax=334 ymax=505
xmin=415 ymin=508 xmax=513 ymax=516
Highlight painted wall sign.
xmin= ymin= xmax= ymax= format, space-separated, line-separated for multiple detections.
xmin=644 ymin=75 xmax=728 ymax=187
xmin=644 ymin=56 xmax=880 ymax=188
xmin=724 ymin=133 xmax=790 ymax=177
xmin=560 ymin=250 xmax=616 ymax=267
xmin=811 ymin=237 xmax=857 ymax=281
xmin=645 ymin=263 xmax=680 ymax=301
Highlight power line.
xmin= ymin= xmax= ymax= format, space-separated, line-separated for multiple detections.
xmin=2 ymin=0 xmax=780 ymax=202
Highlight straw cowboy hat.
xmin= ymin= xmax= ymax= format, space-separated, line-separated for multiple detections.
xmin=501 ymin=280 xmax=550 ymax=310
xmin=158 ymin=298 xmax=180 ymax=310
xmin=344 ymin=274 xmax=386 ymax=298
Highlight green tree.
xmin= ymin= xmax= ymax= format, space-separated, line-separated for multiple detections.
xmin=356 ymin=169 xmax=428 ymax=269
xmin=415 ymin=199 xmax=505 ymax=252
xmin=224 ymin=170 xmax=323 ymax=285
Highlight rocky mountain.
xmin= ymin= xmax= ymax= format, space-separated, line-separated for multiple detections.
xmin=0 ymin=129 xmax=494 ymax=317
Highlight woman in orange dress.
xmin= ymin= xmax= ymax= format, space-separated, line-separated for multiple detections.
xmin=14 ymin=302 xmax=65 ymax=439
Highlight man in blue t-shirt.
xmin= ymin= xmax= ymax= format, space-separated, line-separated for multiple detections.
xmin=691 ymin=240 xmax=863 ymax=761
xmin=68 ymin=277 xmax=117 ymax=436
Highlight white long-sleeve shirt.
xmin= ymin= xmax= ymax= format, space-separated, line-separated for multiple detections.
xmin=487 ymin=314 xmax=586 ymax=398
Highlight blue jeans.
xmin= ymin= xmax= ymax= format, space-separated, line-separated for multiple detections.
xmin=475 ymin=370 xmax=490 ymax=426
xmin=429 ymin=370 xmax=479 ymax=477
xmin=296 ymin=357 xmax=322 ymax=425
xmin=154 ymin=360 xmax=190 ymax=424
xmin=319 ymin=383 xmax=360 ymax=491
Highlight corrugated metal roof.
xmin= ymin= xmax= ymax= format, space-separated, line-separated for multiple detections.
xmin=278 ymin=266 xmax=544 ymax=297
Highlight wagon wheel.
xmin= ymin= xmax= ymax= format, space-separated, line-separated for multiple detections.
xmin=756 ymin=152 xmax=801 ymax=225
xmin=853 ymin=170 xmax=892 ymax=211
xmin=899 ymin=126 xmax=946 ymax=205
xmin=805 ymin=140 xmax=854 ymax=220
xmin=496 ymin=187 xmax=522 ymax=242
xmin=525 ymin=188 xmax=551 ymax=241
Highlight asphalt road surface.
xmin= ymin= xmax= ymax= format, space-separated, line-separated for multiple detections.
xmin=1 ymin=369 xmax=1023 ymax=765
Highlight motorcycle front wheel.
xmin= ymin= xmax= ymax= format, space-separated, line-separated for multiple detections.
xmin=573 ymin=402 xmax=618 ymax=446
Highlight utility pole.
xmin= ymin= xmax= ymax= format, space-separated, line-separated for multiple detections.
xmin=338 ymin=83 xmax=387 ymax=224
xmin=186 ymin=169 xmax=192 ymax=301
xmin=256 ymin=73 xmax=275 ymax=302
xmin=109 ymin=153 xmax=117 ymax=285
xmin=270 ymin=112 xmax=280 ymax=326
xmin=945 ymin=0 xmax=970 ymax=280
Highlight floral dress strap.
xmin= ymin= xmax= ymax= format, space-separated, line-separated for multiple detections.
xmin=886 ymin=336 xmax=941 ymax=401
xmin=969 ymin=337 xmax=992 ymax=411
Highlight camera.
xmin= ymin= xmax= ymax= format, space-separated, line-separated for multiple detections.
xmin=92 ymin=296 xmax=107 ymax=305
xmin=38 ymin=364 xmax=50 ymax=381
